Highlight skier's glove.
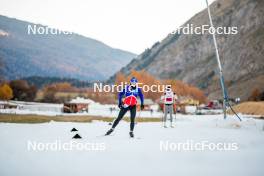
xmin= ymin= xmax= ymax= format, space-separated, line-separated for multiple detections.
xmin=140 ymin=104 xmax=144 ymax=110
xmin=118 ymin=103 xmax=123 ymax=109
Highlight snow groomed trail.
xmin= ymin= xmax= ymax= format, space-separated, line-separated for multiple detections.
xmin=0 ymin=114 xmax=263 ymax=176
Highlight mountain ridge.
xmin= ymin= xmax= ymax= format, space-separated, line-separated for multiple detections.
xmin=110 ymin=0 xmax=264 ymax=100
xmin=0 ymin=15 xmax=136 ymax=81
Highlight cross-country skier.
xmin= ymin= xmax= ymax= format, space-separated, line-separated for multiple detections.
xmin=161 ymin=86 xmax=178 ymax=128
xmin=105 ymin=77 xmax=144 ymax=138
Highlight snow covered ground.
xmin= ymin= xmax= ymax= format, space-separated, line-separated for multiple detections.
xmin=0 ymin=101 xmax=164 ymax=117
xmin=0 ymin=100 xmax=222 ymax=117
xmin=0 ymin=114 xmax=264 ymax=176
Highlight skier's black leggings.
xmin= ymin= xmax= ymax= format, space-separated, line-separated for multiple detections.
xmin=112 ymin=105 xmax=137 ymax=131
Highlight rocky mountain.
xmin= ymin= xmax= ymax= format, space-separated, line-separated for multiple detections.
xmin=0 ymin=15 xmax=136 ymax=81
xmin=111 ymin=0 xmax=264 ymax=100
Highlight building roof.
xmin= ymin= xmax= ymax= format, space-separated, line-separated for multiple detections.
xmin=69 ymin=97 xmax=94 ymax=104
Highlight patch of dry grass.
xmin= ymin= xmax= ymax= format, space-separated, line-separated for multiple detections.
xmin=0 ymin=114 xmax=161 ymax=123
xmin=228 ymin=101 xmax=264 ymax=117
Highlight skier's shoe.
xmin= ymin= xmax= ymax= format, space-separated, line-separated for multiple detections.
xmin=129 ymin=131 xmax=134 ymax=138
xmin=164 ymin=125 xmax=168 ymax=128
xmin=105 ymin=128 xmax=114 ymax=136
xmin=170 ymin=125 xmax=174 ymax=128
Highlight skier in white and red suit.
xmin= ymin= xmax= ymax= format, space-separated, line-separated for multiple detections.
xmin=105 ymin=77 xmax=144 ymax=138
xmin=161 ymin=86 xmax=178 ymax=128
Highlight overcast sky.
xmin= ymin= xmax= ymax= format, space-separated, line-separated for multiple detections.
xmin=0 ymin=0 xmax=216 ymax=54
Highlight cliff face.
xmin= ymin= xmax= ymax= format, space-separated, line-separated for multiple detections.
xmin=114 ymin=0 xmax=264 ymax=100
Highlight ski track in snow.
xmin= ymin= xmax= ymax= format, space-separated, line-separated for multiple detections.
xmin=0 ymin=114 xmax=264 ymax=176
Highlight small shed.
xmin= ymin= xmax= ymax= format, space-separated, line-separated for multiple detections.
xmin=63 ymin=97 xmax=94 ymax=113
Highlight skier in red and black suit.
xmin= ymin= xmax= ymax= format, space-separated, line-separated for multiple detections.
xmin=105 ymin=77 xmax=144 ymax=138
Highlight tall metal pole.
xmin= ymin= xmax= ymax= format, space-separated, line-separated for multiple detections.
xmin=205 ymin=0 xmax=228 ymax=119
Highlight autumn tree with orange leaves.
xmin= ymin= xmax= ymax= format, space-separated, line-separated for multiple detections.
xmin=0 ymin=83 xmax=13 ymax=100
